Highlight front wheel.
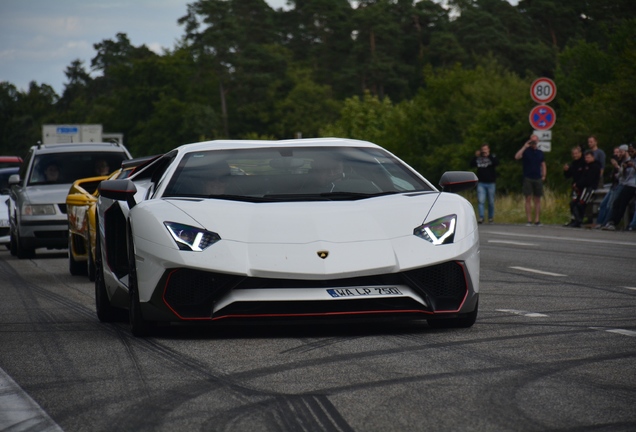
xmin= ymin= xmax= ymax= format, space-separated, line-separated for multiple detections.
xmin=86 ymin=243 xmax=97 ymax=282
xmin=9 ymin=232 xmax=17 ymax=255
xmin=427 ymin=301 xmax=478 ymax=329
xmin=68 ymin=235 xmax=85 ymax=275
xmin=95 ymin=226 xmax=121 ymax=323
xmin=15 ymin=233 xmax=35 ymax=259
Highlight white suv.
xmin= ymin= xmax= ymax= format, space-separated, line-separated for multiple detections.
xmin=8 ymin=142 xmax=131 ymax=258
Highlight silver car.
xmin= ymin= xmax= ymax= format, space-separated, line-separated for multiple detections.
xmin=8 ymin=142 xmax=131 ymax=258
xmin=0 ymin=167 xmax=20 ymax=246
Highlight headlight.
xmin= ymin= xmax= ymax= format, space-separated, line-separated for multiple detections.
xmin=22 ymin=204 xmax=56 ymax=216
xmin=164 ymin=222 xmax=220 ymax=251
xmin=413 ymin=215 xmax=456 ymax=245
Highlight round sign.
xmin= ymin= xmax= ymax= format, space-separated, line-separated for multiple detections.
xmin=529 ymin=105 xmax=556 ymax=130
xmin=530 ymin=77 xmax=557 ymax=104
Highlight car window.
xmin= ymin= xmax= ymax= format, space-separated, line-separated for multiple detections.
xmin=28 ymin=152 xmax=129 ymax=185
xmin=162 ymin=146 xmax=433 ymax=200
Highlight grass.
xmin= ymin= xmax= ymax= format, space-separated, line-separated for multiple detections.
xmin=462 ymin=188 xmax=571 ymax=225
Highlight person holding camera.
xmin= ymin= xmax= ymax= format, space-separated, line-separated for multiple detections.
xmin=602 ymin=144 xmax=636 ymax=231
xmin=470 ymin=144 xmax=499 ymax=223
xmin=594 ymin=145 xmax=629 ymax=228
xmin=515 ymin=134 xmax=546 ymax=226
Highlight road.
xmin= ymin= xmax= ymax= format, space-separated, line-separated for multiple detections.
xmin=1 ymin=224 xmax=635 ymax=431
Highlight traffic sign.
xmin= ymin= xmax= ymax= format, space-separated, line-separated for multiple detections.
xmin=529 ymin=105 xmax=556 ymax=130
xmin=530 ymin=77 xmax=557 ymax=104
xmin=537 ymin=141 xmax=551 ymax=152
xmin=533 ymin=130 xmax=552 ymax=141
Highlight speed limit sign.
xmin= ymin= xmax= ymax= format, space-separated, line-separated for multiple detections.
xmin=530 ymin=77 xmax=557 ymax=104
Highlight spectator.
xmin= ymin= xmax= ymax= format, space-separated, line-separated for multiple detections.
xmin=470 ymin=144 xmax=499 ymax=224
xmin=567 ymin=150 xmax=601 ymax=228
xmin=563 ymin=145 xmax=585 ymax=185
xmin=587 ymin=135 xmax=606 ymax=187
xmin=602 ymin=144 xmax=636 ymax=231
xmin=594 ymin=145 xmax=628 ymax=228
xmin=563 ymin=146 xmax=585 ymax=226
xmin=515 ymin=134 xmax=546 ymax=226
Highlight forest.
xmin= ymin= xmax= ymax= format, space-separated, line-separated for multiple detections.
xmin=1 ymin=0 xmax=635 ymax=193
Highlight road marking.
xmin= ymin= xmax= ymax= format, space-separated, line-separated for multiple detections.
xmin=590 ymin=327 xmax=636 ymax=337
xmin=510 ymin=266 xmax=567 ymax=277
xmin=622 ymin=286 xmax=636 ymax=291
xmin=488 ymin=240 xmax=537 ymax=246
xmin=497 ymin=309 xmax=549 ymax=317
xmin=488 ymin=231 xmax=636 ymax=247
xmin=0 ymin=366 xmax=64 ymax=431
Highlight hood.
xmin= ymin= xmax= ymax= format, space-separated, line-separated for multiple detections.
xmin=20 ymin=183 xmax=72 ymax=205
xmin=163 ymin=193 xmax=443 ymax=244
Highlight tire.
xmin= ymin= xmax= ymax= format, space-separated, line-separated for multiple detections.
xmin=128 ymin=229 xmax=154 ymax=337
xmin=94 ymin=226 xmax=120 ymax=323
xmin=9 ymin=232 xmax=17 ymax=256
xmin=427 ymin=301 xmax=478 ymax=329
xmin=68 ymin=234 xmax=86 ymax=276
xmin=86 ymin=242 xmax=97 ymax=282
xmin=15 ymin=233 xmax=35 ymax=259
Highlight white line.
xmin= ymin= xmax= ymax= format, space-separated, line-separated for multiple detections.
xmin=489 ymin=231 xmax=636 ymax=247
xmin=510 ymin=266 xmax=567 ymax=277
xmin=590 ymin=327 xmax=636 ymax=337
xmin=622 ymin=286 xmax=636 ymax=291
xmin=0 ymin=366 xmax=64 ymax=431
xmin=497 ymin=309 xmax=549 ymax=317
xmin=488 ymin=240 xmax=537 ymax=246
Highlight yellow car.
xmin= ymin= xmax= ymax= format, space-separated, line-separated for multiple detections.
xmin=66 ymin=155 xmax=157 ymax=280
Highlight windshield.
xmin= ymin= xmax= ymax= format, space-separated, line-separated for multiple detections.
xmin=28 ymin=152 xmax=129 ymax=185
xmin=163 ymin=146 xmax=434 ymax=201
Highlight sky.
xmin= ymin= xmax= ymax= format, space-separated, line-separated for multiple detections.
xmin=0 ymin=0 xmax=289 ymax=95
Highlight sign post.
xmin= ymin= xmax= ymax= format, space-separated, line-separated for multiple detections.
xmin=528 ymin=78 xmax=557 ymax=152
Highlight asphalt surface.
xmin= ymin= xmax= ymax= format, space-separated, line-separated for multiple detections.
xmin=1 ymin=223 xmax=635 ymax=431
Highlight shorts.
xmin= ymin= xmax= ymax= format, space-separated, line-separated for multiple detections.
xmin=522 ymin=177 xmax=543 ymax=197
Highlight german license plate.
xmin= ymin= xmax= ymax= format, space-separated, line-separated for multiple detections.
xmin=327 ymin=287 xmax=402 ymax=298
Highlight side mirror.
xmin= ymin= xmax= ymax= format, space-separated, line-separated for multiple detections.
xmin=439 ymin=171 xmax=478 ymax=193
xmin=8 ymin=174 xmax=20 ymax=186
xmin=98 ymin=179 xmax=138 ymax=209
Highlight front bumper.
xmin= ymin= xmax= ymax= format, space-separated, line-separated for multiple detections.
xmin=17 ymin=218 xmax=69 ymax=249
xmin=140 ymin=260 xmax=478 ymax=323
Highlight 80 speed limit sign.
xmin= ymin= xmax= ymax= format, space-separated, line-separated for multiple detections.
xmin=530 ymin=77 xmax=556 ymax=104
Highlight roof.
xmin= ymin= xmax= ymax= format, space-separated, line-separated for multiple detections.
xmin=175 ymin=137 xmax=382 ymax=153
xmin=29 ymin=142 xmax=131 ymax=156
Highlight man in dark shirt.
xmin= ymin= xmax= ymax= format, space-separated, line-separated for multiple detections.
xmin=563 ymin=145 xmax=585 ymax=226
xmin=470 ymin=144 xmax=499 ymax=224
xmin=568 ymin=150 xmax=601 ymax=227
xmin=515 ymin=134 xmax=546 ymax=226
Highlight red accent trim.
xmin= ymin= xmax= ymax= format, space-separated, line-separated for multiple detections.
xmin=211 ymin=309 xmax=432 ymax=321
xmin=433 ymin=261 xmax=469 ymax=313
xmin=162 ymin=269 xmax=198 ymax=319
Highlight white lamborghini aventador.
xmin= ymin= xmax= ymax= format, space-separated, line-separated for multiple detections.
xmin=95 ymin=138 xmax=480 ymax=336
